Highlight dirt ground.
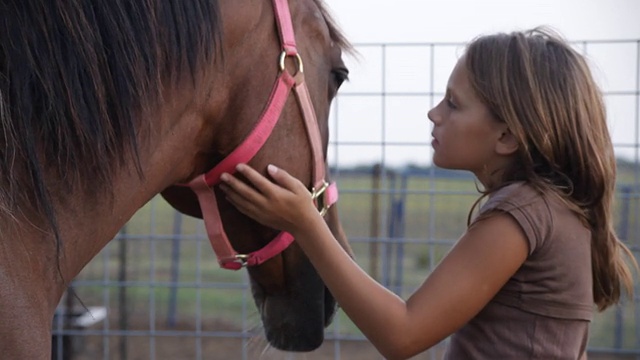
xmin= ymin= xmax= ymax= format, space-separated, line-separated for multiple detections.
xmin=68 ymin=335 xmax=640 ymax=360
xmin=60 ymin=318 xmax=635 ymax=360
xmin=74 ymin=337 xmax=393 ymax=360
xmin=67 ymin=334 xmax=639 ymax=360
xmin=62 ymin=318 xmax=445 ymax=360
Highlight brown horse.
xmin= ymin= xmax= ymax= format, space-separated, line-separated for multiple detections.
xmin=0 ymin=0 xmax=352 ymax=357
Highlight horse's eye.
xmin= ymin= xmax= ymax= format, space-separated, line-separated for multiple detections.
xmin=331 ymin=67 xmax=349 ymax=88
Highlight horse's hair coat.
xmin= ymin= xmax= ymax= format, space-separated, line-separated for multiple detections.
xmin=0 ymin=0 xmax=354 ymax=355
xmin=0 ymin=0 xmax=221 ymax=239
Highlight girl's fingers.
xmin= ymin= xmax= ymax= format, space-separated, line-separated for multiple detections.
xmin=265 ymin=164 xmax=311 ymax=196
xmin=219 ymin=171 xmax=264 ymax=203
xmin=220 ymin=183 xmax=260 ymax=217
xmin=219 ymin=164 xmax=314 ymax=232
xmin=219 ymin=181 xmax=275 ymax=224
xmin=233 ymin=163 xmax=309 ymax=198
xmin=233 ymin=163 xmax=284 ymax=196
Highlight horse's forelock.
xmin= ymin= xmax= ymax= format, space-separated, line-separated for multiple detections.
xmin=0 ymin=0 xmax=221 ymax=236
xmin=312 ymin=0 xmax=354 ymax=54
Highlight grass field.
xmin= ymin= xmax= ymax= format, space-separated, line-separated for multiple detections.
xmin=69 ymin=165 xmax=640 ymax=353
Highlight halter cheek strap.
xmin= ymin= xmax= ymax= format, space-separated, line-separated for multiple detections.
xmin=184 ymin=0 xmax=339 ymax=270
xmin=189 ymin=175 xmax=296 ymax=270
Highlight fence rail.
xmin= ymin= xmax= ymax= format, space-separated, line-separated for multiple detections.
xmin=55 ymin=39 xmax=640 ymax=360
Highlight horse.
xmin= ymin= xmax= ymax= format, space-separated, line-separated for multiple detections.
xmin=0 ymin=0 xmax=353 ymax=357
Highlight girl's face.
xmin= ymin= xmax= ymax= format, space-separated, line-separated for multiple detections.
xmin=428 ymin=56 xmax=511 ymax=185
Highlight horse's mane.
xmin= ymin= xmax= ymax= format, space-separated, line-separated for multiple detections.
xmin=0 ymin=0 xmax=350 ymax=246
xmin=0 ymin=0 xmax=221 ymax=234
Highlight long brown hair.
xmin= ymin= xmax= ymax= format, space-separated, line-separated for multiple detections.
xmin=464 ymin=27 xmax=636 ymax=310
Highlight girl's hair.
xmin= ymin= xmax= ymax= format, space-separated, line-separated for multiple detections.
xmin=464 ymin=27 xmax=636 ymax=311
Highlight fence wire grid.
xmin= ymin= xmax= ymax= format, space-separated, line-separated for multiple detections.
xmin=53 ymin=40 xmax=640 ymax=360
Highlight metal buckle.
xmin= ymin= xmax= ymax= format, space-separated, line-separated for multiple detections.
xmin=279 ymin=51 xmax=304 ymax=74
xmin=230 ymin=254 xmax=250 ymax=268
xmin=311 ymin=181 xmax=331 ymax=216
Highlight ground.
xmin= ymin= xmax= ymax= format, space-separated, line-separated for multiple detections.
xmin=61 ymin=317 xmax=634 ymax=360
xmin=66 ymin=318 xmax=413 ymax=360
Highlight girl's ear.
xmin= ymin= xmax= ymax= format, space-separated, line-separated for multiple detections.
xmin=496 ymin=128 xmax=519 ymax=156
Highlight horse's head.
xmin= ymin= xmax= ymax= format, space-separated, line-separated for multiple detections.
xmin=161 ymin=0 xmax=352 ymax=351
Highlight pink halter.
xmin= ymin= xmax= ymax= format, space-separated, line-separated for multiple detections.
xmin=185 ymin=0 xmax=339 ymax=270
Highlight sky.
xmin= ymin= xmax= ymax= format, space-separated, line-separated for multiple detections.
xmin=320 ymin=0 xmax=640 ymax=167
xmin=324 ymin=0 xmax=640 ymax=44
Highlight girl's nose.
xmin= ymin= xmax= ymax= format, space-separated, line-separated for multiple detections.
xmin=427 ymin=106 xmax=438 ymax=124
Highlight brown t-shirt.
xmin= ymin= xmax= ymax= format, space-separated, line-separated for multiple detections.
xmin=444 ymin=182 xmax=593 ymax=359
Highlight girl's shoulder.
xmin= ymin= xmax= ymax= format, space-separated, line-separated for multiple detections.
xmin=481 ymin=181 xmax=545 ymax=214
xmin=477 ymin=180 xmax=590 ymax=258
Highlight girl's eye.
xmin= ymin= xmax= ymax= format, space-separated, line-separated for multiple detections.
xmin=446 ymin=98 xmax=457 ymax=109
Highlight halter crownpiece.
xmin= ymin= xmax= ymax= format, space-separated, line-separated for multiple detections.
xmin=185 ymin=0 xmax=339 ymax=270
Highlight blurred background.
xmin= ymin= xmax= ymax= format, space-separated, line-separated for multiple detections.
xmin=53 ymin=1 xmax=640 ymax=359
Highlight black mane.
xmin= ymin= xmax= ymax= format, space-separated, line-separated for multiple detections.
xmin=0 ymin=0 xmax=221 ymax=233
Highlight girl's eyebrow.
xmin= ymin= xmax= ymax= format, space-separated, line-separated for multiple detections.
xmin=446 ymin=87 xmax=460 ymax=99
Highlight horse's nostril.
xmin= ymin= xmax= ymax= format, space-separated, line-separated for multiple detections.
xmin=259 ymin=290 xmax=327 ymax=352
xmin=265 ymin=318 xmax=325 ymax=352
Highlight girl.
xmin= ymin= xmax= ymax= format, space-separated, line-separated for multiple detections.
xmin=219 ymin=28 xmax=637 ymax=359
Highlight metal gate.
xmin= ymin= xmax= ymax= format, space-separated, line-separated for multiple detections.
xmin=54 ymin=39 xmax=640 ymax=360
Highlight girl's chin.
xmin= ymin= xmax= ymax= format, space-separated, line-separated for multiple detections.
xmin=432 ymin=156 xmax=447 ymax=169
xmin=432 ymin=158 xmax=462 ymax=171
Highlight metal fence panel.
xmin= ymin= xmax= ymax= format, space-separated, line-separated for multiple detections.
xmin=55 ymin=40 xmax=640 ymax=360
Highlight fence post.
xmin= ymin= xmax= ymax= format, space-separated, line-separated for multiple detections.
xmin=383 ymin=170 xmax=397 ymax=288
xmin=118 ymin=225 xmax=128 ymax=360
xmin=615 ymin=185 xmax=632 ymax=349
xmin=167 ymin=211 xmax=183 ymax=328
xmin=369 ymin=164 xmax=381 ymax=280
xmin=392 ymin=172 xmax=408 ymax=295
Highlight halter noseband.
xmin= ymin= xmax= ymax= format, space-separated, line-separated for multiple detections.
xmin=184 ymin=0 xmax=338 ymax=270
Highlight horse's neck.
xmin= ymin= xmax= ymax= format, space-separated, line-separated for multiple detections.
xmin=0 ymin=166 xmax=160 ymax=358
xmin=0 ymin=109 xmax=208 ymax=357
xmin=0 ymin=288 xmax=52 ymax=358
xmin=0 ymin=218 xmax=60 ymax=358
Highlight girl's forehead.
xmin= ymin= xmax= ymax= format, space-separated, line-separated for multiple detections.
xmin=447 ymin=57 xmax=471 ymax=94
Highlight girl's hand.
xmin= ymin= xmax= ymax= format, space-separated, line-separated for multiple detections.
xmin=219 ymin=163 xmax=320 ymax=235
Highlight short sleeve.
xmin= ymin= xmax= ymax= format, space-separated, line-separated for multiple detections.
xmin=475 ymin=183 xmax=552 ymax=255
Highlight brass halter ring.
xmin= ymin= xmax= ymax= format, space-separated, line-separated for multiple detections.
xmin=279 ymin=51 xmax=304 ymax=74
xmin=229 ymin=254 xmax=250 ymax=268
xmin=311 ymin=181 xmax=331 ymax=216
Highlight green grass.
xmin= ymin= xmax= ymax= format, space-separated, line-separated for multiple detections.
xmin=73 ymin=167 xmax=640 ymax=349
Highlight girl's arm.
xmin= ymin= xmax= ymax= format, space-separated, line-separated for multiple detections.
xmin=220 ymin=164 xmax=528 ymax=360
